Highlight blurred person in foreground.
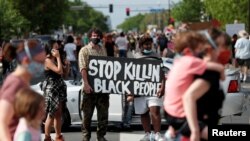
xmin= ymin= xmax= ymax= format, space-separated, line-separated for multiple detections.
xmin=14 ymin=88 xmax=45 ymax=141
xmin=0 ymin=39 xmax=45 ymax=141
xmin=183 ymin=29 xmax=231 ymax=141
xmin=164 ymin=30 xmax=225 ymax=141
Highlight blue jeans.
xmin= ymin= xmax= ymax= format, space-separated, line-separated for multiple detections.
xmin=119 ymin=50 xmax=127 ymax=58
xmin=70 ymin=61 xmax=78 ymax=80
xmin=123 ymin=100 xmax=134 ymax=127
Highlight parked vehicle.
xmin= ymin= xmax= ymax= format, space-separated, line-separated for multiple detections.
xmin=10 ymin=39 xmax=24 ymax=47
xmin=33 ymin=35 xmax=54 ymax=46
xmin=219 ymin=67 xmax=249 ymax=124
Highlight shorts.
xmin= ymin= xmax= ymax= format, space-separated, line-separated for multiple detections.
xmin=236 ymin=58 xmax=250 ymax=67
xmin=160 ymin=46 xmax=166 ymax=52
xmin=165 ymin=112 xmax=206 ymax=137
xmin=134 ymin=97 xmax=163 ymax=114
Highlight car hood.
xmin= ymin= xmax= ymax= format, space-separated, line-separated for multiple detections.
xmin=31 ymin=80 xmax=82 ymax=94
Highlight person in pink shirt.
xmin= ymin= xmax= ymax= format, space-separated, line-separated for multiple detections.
xmin=14 ymin=88 xmax=45 ymax=141
xmin=0 ymin=39 xmax=45 ymax=141
xmin=163 ymin=31 xmax=225 ymax=140
xmin=183 ymin=30 xmax=231 ymax=141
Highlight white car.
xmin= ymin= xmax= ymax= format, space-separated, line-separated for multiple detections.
xmin=220 ymin=67 xmax=246 ymax=117
xmin=31 ymin=80 xmax=125 ymax=128
xmin=31 ymin=58 xmax=248 ymax=128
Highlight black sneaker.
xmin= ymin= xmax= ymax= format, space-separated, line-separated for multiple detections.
xmin=96 ymin=137 xmax=108 ymax=141
xmin=123 ymin=125 xmax=132 ymax=132
xmin=82 ymin=137 xmax=90 ymax=141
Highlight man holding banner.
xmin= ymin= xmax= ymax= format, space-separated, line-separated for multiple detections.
xmin=128 ymin=34 xmax=165 ymax=141
xmin=78 ymin=28 xmax=109 ymax=141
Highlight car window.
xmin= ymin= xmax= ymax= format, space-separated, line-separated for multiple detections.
xmin=34 ymin=35 xmax=53 ymax=43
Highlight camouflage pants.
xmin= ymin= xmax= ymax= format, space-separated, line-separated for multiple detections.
xmin=81 ymin=93 xmax=109 ymax=140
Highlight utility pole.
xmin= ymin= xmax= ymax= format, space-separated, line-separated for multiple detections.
xmin=249 ymin=0 xmax=250 ymax=33
xmin=168 ymin=0 xmax=171 ymax=25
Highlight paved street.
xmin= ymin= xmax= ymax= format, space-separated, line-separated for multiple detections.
xmin=42 ymin=131 xmax=146 ymax=141
xmin=41 ymin=125 xmax=161 ymax=141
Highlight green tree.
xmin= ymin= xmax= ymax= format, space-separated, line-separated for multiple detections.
xmin=117 ymin=14 xmax=145 ymax=32
xmin=171 ymin=0 xmax=203 ymax=22
xmin=0 ymin=0 xmax=29 ymax=40
xmin=117 ymin=10 xmax=171 ymax=32
xmin=11 ymin=0 xmax=69 ymax=34
xmin=204 ymin=0 xmax=248 ymax=29
xmin=65 ymin=1 xmax=109 ymax=33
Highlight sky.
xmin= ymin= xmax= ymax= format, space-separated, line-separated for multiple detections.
xmin=82 ymin=0 xmax=179 ymax=29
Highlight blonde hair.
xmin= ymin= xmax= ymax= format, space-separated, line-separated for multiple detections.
xmin=174 ymin=31 xmax=207 ymax=53
xmin=14 ymin=88 xmax=45 ymax=121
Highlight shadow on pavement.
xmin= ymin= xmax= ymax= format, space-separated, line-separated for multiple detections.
xmin=61 ymin=124 xmax=169 ymax=133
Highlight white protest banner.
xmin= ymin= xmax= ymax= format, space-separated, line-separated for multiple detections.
xmin=88 ymin=56 xmax=163 ymax=96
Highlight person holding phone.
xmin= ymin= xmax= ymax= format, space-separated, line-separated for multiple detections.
xmin=42 ymin=40 xmax=67 ymax=141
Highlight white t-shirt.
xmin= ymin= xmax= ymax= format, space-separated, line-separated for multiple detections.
xmin=235 ymin=38 xmax=250 ymax=59
xmin=115 ymin=37 xmax=128 ymax=50
xmin=64 ymin=43 xmax=77 ymax=61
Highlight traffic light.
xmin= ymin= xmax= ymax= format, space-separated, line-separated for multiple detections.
xmin=109 ymin=4 xmax=113 ymax=13
xmin=126 ymin=8 xmax=130 ymax=16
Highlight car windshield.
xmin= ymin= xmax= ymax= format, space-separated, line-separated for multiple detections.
xmin=10 ymin=40 xmax=23 ymax=47
xmin=34 ymin=35 xmax=53 ymax=43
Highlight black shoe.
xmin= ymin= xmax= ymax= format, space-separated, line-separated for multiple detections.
xmin=82 ymin=137 xmax=90 ymax=141
xmin=96 ymin=137 xmax=108 ymax=141
xmin=123 ymin=125 xmax=132 ymax=132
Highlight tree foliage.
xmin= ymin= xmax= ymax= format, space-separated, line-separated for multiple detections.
xmin=11 ymin=0 xmax=69 ymax=34
xmin=171 ymin=0 xmax=203 ymax=22
xmin=0 ymin=0 xmax=29 ymax=40
xmin=204 ymin=0 xmax=248 ymax=28
xmin=117 ymin=14 xmax=145 ymax=32
xmin=65 ymin=1 xmax=109 ymax=34
xmin=117 ymin=11 xmax=171 ymax=32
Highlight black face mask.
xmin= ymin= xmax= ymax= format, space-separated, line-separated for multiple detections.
xmin=91 ymin=38 xmax=100 ymax=45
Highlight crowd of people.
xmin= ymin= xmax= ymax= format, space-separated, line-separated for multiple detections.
xmin=0 ymin=26 xmax=244 ymax=141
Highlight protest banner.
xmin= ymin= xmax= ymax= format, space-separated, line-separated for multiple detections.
xmin=88 ymin=56 xmax=163 ymax=96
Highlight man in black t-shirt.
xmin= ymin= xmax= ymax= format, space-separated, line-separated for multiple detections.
xmin=157 ymin=34 xmax=168 ymax=56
